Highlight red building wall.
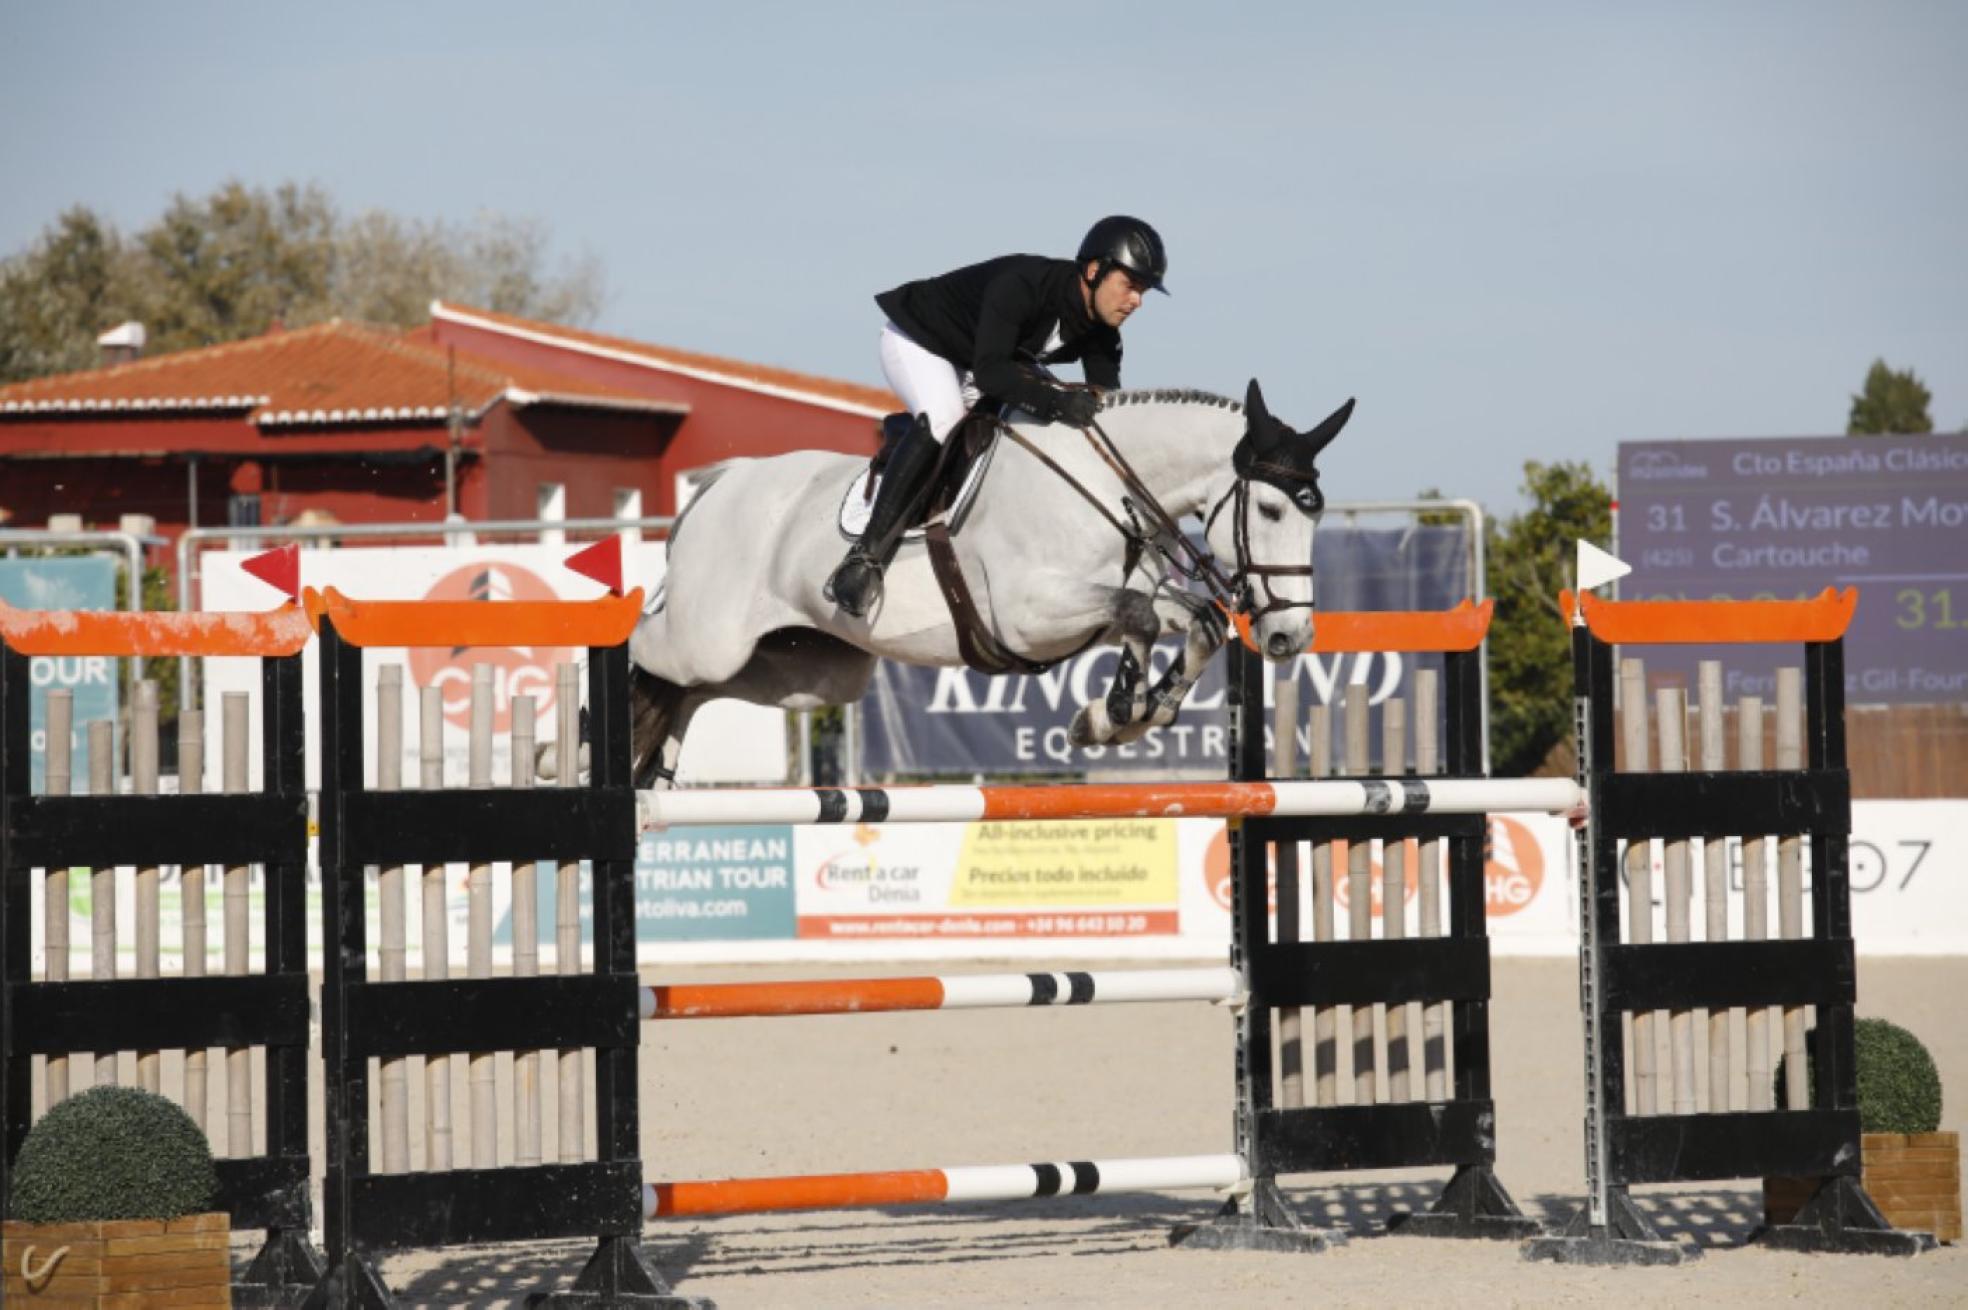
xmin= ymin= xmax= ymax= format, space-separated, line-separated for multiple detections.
xmin=480 ymin=406 xmax=685 ymax=523
xmin=2 ymin=317 xmax=887 ymax=574
xmin=247 ymin=455 xmax=453 ymax=526
xmin=428 ymin=319 xmax=885 ymax=515
xmin=0 ymin=415 xmax=460 ymax=554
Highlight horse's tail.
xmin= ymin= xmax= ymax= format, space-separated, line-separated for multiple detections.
xmin=629 ymin=664 xmax=686 ymax=789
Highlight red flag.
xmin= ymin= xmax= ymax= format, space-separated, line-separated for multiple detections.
xmin=240 ymin=544 xmax=301 ymax=604
xmin=564 ymin=535 xmax=625 ymax=596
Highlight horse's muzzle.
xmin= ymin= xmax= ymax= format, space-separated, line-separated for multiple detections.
xmin=1265 ymin=632 xmax=1297 ymax=660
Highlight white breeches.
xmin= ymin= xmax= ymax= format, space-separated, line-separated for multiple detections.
xmin=879 ymin=322 xmax=978 ymax=443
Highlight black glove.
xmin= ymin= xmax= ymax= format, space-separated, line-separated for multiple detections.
xmin=1050 ymin=387 xmax=1100 ymax=428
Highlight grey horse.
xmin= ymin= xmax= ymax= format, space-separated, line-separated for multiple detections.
xmin=622 ymin=378 xmax=1350 ymax=787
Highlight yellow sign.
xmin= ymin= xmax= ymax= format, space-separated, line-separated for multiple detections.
xmin=950 ymin=819 xmax=1177 ymax=907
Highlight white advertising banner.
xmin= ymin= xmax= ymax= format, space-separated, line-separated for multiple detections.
xmin=696 ymin=794 xmax=1968 ymax=959
xmin=198 ymin=542 xmax=790 ymax=788
xmin=1765 ymin=800 xmax=1965 ymax=956
xmin=628 ymin=800 xmax=1968 ymax=964
xmin=27 ymin=798 xmax=1966 ymax=971
xmin=1173 ymin=811 xmax=1583 ymax=961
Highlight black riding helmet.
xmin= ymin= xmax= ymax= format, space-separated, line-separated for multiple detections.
xmin=1077 ymin=215 xmax=1169 ymax=294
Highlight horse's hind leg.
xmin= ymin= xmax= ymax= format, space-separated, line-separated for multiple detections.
xmin=630 ymin=666 xmax=696 ymax=790
xmin=637 ymin=630 xmax=875 ymax=789
xmin=534 ymin=664 xmax=692 ymax=788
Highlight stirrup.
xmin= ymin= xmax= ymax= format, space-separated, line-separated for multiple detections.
xmin=826 ymin=550 xmax=885 ymax=618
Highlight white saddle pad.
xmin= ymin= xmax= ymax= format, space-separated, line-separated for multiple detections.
xmin=836 ymin=437 xmax=998 ymax=541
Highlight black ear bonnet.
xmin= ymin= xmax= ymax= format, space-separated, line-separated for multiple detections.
xmin=1231 ymin=382 xmax=1353 ymax=513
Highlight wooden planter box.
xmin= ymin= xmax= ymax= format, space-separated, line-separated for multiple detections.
xmin=1766 ymin=1131 xmax=1961 ymax=1244
xmin=1 ymin=1211 xmax=231 ymax=1308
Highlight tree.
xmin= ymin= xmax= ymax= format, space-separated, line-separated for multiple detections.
xmin=132 ymin=181 xmax=338 ymax=355
xmin=0 ymin=182 xmax=604 ymax=383
xmin=0 ymin=207 xmax=147 ymax=381
xmin=1486 ymin=460 xmax=1613 ymax=778
xmin=1411 ymin=485 xmax=1464 ymax=527
xmin=330 ymin=209 xmax=602 ymax=328
xmin=1847 ymin=359 xmax=1933 ymax=436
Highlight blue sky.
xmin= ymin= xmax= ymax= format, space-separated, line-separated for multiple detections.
xmin=3 ymin=1 xmax=1963 ymax=514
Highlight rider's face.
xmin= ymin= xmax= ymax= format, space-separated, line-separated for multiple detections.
xmin=1083 ymin=263 xmax=1149 ymax=329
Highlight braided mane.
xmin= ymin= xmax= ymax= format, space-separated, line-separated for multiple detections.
xmin=1098 ymin=388 xmax=1242 ymax=413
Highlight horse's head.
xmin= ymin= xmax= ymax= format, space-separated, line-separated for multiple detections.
xmin=1203 ymin=379 xmax=1352 ymax=662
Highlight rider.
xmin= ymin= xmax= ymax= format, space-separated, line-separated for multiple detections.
xmin=825 ymin=215 xmax=1170 ymax=619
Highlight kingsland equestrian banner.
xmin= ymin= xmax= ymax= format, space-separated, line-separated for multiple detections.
xmin=1618 ymin=432 xmax=1968 ymax=705
xmin=858 ymin=525 xmax=1473 ymax=777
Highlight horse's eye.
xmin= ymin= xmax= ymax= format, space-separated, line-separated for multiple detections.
xmin=1294 ymin=487 xmax=1322 ymax=513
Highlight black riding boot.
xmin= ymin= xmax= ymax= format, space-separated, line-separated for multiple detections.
xmin=826 ymin=416 xmax=942 ymax=619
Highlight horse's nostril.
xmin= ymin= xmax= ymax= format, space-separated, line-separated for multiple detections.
xmin=1267 ymin=632 xmax=1294 ymax=659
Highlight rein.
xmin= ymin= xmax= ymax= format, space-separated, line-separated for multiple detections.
xmin=990 ymin=410 xmax=1315 ymax=623
xmin=1077 ymin=417 xmax=1245 ymax=609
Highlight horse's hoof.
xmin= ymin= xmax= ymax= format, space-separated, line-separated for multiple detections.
xmin=1068 ymin=706 xmax=1102 ymax=747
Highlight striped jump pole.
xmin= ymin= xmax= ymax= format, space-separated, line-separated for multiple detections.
xmin=645 ymin=1154 xmax=1246 ymax=1219
xmin=637 ymin=776 xmax=1585 ymax=829
xmin=641 ymin=966 xmax=1242 ymax=1020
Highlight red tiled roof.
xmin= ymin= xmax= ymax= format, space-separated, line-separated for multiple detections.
xmin=0 ymin=320 xmax=685 ymax=426
xmin=432 ymin=302 xmax=898 ymax=415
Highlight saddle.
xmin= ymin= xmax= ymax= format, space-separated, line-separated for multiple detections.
xmin=836 ymin=409 xmax=999 ymax=541
xmin=839 ymin=404 xmax=1140 ymax=677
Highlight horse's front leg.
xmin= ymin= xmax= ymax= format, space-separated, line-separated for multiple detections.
xmin=1110 ymin=591 xmax=1229 ymax=744
xmin=1068 ymin=589 xmax=1159 ymax=747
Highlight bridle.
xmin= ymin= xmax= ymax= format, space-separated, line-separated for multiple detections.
xmin=990 ymin=403 xmax=1321 ymax=623
xmin=1202 ymin=472 xmax=1322 ymax=623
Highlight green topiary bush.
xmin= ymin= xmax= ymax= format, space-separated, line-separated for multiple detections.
xmin=7 ymin=1085 xmax=218 ymax=1223
xmin=1773 ymin=1017 xmax=1944 ymax=1135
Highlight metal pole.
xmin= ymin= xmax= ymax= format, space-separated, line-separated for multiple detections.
xmin=1462 ymin=499 xmax=1492 ymax=778
xmin=843 ymin=702 xmax=862 ymax=787
xmin=446 ymin=347 xmax=461 ymax=519
xmin=1323 ymin=498 xmax=1488 ymax=775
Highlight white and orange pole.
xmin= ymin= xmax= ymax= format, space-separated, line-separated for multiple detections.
xmin=641 ymin=967 xmax=1241 ymax=1020
xmin=637 ymin=776 xmax=1584 ymax=830
xmin=646 ymin=1154 xmax=1245 ymax=1219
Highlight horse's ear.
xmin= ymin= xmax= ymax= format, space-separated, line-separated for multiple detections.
xmin=1244 ymin=379 xmax=1271 ymax=433
xmin=1302 ymin=397 xmax=1355 ymax=457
